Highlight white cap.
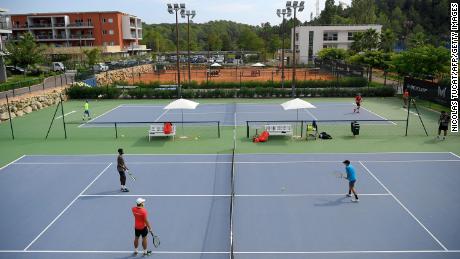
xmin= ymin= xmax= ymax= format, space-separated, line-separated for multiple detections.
xmin=136 ymin=198 xmax=146 ymax=205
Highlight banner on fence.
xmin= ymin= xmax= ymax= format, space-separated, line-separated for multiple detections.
xmin=403 ymin=77 xmax=450 ymax=106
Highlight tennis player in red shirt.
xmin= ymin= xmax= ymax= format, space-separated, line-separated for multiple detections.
xmin=353 ymin=93 xmax=362 ymax=113
xmin=132 ymin=198 xmax=153 ymax=256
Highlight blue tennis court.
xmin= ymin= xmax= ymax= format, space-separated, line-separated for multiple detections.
xmin=81 ymin=103 xmax=395 ymax=127
xmin=1 ymin=152 xmax=459 ymax=259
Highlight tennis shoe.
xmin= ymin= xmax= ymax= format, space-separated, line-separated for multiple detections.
xmin=123 ymin=188 xmax=130 ymax=192
xmin=352 ymin=198 xmax=359 ymax=202
xmin=133 ymin=251 xmax=138 ymax=255
xmin=143 ymin=250 xmax=152 ymax=256
xmin=346 ymin=194 xmax=352 ymax=197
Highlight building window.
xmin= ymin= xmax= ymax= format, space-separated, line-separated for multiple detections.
xmin=295 ymin=33 xmax=299 ymax=41
xmin=87 ymin=18 xmax=92 ymax=25
xmin=348 ymin=32 xmax=355 ymax=41
xmin=295 ymin=45 xmax=299 ymax=50
xmin=102 ymin=18 xmax=107 ymax=23
xmin=110 ymin=41 xmax=115 ymax=46
xmin=75 ymin=19 xmax=83 ymax=25
xmin=103 ymin=42 xmax=107 ymax=46
xmin=102 ymin=30 xmax=107 ymax=35
xmin=323 ymin=32 xmax=338 ymax=41
xmin=109 ymin=30 xmax=114 ymax=35
xmin=108 ymin=18 xmax=113 ymax=23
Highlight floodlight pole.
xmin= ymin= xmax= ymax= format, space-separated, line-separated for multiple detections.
xmin=182 ymin=10 xmax=196 ymax=84
xmin=277 ymin=8 xmax=291 ymax=89
xmin=167 ymin=3 xmax=186 ymax=98
xmin=286 ymin=1 xmax=304 ymax=97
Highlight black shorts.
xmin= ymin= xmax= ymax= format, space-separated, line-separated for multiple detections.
xmin=356 ymin=102 xmax=361 ymax=107
xmin=118 ymin=171 xmax=126 ymax=177
xmin=439 ymin=125 xmax=448 ymax=131
xmin=135 ymin=227 xmax=149 ymax=237
xmin=349 ymin=180 xmax=356 ymax=188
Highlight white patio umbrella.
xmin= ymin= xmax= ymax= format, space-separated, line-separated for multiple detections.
xmin=281 ymin=98 xmax=316 ymax=137
xmin=251 ymin=62 xmax=266 ymax=67
xmin=210 ymin=63 xmax=222 ymax=67
xmin=164 ymin=98 xmax=200 ymax=138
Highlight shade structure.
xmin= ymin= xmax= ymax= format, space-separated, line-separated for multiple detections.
xmin=210 ymin=63 xmax=222 ymax=67
xmin=281 ymin=98 xmax=316 ymax=110
xmin=251 ymin=62 xmax=266 ymax=67
xmin=281 ymin=98 xmax=316 ymax=137
xmin=164 ymin=98 xmax=200 ymax=138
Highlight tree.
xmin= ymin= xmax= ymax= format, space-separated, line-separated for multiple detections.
xmin=351 ymin=29 xmax=380 ymax=53
xmin=349 ymin=0 xmax=377 ymax=24
xmin=406 ymin=32 xmax=427 ymax=49
xmin=83 ymin=48 xmax=101 ymax=67
xmin=379 ymin=29 xmax=396 ymax=52
xmin=317 ymin=48 xmax=349 ymax=60
xmin=348 ymin=50 xmax=392 ymax=82
xmin=6 ymin=32 xmax=46 ymax=69
xmin=390 ymin=45 xmax=449 ymax=78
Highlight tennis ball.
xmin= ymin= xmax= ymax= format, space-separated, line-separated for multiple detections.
xmin=121 ymin=134 xmax=125 ymax=137
xmin=195 ymin=137 xmax=198 ymax=140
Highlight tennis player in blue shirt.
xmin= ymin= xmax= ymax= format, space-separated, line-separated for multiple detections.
xmin=343 ymin=160 xmax=359 ymax=202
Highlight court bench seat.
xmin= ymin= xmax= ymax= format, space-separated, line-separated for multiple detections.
xmin=148 ymin=124 xmax=176 ymax=141
xmin=264 ymin=124 xmax=293 ymax=136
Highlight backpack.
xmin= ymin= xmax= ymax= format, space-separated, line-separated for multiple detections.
xmin=319 ymin=132 xmax=332 ymax=139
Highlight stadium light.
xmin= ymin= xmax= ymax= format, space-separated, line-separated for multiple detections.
xmin=285 ymin=0 xmax=304 ymax=97
xmin=181 ymin=9 xmax=197 ymax=83
xmin=167 ymin=3 xmax=186 ymax=97
xmin=276 ymin=8 xmax=292 ymax=89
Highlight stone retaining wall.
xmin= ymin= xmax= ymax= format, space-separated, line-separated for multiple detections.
xmin=0 ymin=89 xmax=66 ymax=122
xmin=96 ymin=64 xmax=153 ymax=86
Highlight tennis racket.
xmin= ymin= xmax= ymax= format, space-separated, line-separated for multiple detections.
xmin=334 ymin=172 xmax=346 ymax=179
xmin=126 ymin=170 xmax=136 ymax=181
xmin=150 ymin=231 xmax=160 ymax=248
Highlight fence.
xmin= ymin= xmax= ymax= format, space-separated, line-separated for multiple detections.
xmin=314 ymin=59 xmax=370 ymax=80
xmin=0 ymin=73 xmax=75 ymax=99
xmin=403 ymin=77 xmax=450 ymax=106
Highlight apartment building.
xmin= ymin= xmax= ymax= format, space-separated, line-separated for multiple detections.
xmin=1 ymin=8 xmax=12 ymax=83
xmin=9 ymin=11 xmax=145 ymax=55
xmin=292 ymin=24 xmax=382 ymax=64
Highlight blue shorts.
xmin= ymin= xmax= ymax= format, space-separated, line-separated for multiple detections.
xmin=349 ymin=180 xmax=356 ymax=188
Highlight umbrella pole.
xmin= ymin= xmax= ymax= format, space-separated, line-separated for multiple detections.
xmin=181 ymin=109 xmax=185 ymax=137
xmin=296 ymin=109 xmax=299 ymax=137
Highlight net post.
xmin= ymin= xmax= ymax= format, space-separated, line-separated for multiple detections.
xmin=59 ymin=94 xmax=67 ymax=139
xmin=45 ymin=97 xmax=61 ymax=139
xmin=5 ymin=94 xmax=15 ymax=140
xmin=246 ymin=121 xmax=249 ymax=138
xmin=218 ymin=121 xmax=221 ymax=138
xmin=115 ymin=122 xmax=118 ymax=138
xmin=405 ymin=97 xmax=411 ymax=136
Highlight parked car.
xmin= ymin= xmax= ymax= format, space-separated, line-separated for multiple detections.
xmin=93 ymin=63 xmax=109 ymax=72
xmin=5 ymin=66 xmax=26 ymax=75
xmin=51 ymin=62 xmax=66 ymax=72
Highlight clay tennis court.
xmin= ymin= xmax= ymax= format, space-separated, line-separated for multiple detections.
xmin=133 ymin=67 xmax=334 ymax=84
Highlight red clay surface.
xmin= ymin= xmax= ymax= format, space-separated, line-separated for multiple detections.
xmin=130 ymin=68 xmax=334 ymax=84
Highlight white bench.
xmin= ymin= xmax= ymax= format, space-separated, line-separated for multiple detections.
xmin=264 ymin=124 xmax=293 ymax=136
xmin=148 ymin=124 xmax=176 ymax=141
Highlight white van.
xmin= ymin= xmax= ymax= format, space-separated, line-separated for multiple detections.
xmin=52 ymin=62 xmax=65 ymax=72
xmin=93 ymin=63 xmax=109 ymax=72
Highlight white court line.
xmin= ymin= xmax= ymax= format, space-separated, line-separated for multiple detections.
xmin=449 ymin=152 xmax=460 ymax=159
xmin=24 ymin=163 xmax=112 ymax=251
xmin=1 ymin=250 xmax=459 ymax=254
xmin=55 ymin=111 xmax=76 ymax=120
xmin=236 ymin=159 xmax=460 ymax=164
xmin=0 ymin=155 xmax=25 ymax=171
xmin=359 ymin=161 xmax=448 ymax=251
xmin=154 ymin=109 xmax=170 ymax=122
xmin=78 ymin=105 xmax=121 ymax=128
xmin=79 ymin=193 xmax=390 ymax=197
xmin=14 ymin=162 xmax=111 ymax=165
xmin=359 ymin=106 xmax=397 ymax=125
xmin=402 ymin=108 xmax=420 ymax=116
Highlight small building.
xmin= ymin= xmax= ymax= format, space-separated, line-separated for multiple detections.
xmin=0 ymin=8 xmax=12 ymax=83
xmin=292 ymin=24 xmax=382 ymax=64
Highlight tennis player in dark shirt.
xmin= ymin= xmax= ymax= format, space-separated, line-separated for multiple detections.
xmin=117 ymin=148 xmax=129 ymax=192
xmin=437 ymin=111 xmax=450 ymax=140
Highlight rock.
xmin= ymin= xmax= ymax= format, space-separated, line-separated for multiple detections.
xmin=31 ymin=104 xmax=38 ymax=111
xmin=0 ymin=112 xmax=15 ymax=120
xmin=16 ymin=110 xmax=24 ymax=117
xmin=24 ymin=106 xmax=32 ymax=113
xmin=36 ymin=102 xmax=43 ymax=109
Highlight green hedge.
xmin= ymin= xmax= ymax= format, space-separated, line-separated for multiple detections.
xmin=66 ymin=85 xmax=395 ymax=99
xmin=109 ymin=77 xmax=368 ymax=89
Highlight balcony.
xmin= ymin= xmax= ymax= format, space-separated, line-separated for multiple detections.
xmin=67 ymin=22 xmax=94 ymax=28
xmin=0 ymin=21 xmax=12 ymax=32
xmin=29 ymin=23 xmax=52 ymax=29
xmin=12 ymin=24 xmax=28 ymax=30
xmin=68 ymin=34 xmax=95 ymax=40
xmin=54 ymin=23 xmax=66 ymax=28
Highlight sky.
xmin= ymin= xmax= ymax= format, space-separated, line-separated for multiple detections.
xmin=1 ymin=0 xmax=352 ymax=26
